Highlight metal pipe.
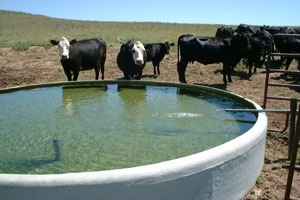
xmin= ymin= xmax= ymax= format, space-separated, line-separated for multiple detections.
xmin=288 ymin=99 xmax=297 ymax=160
xmin=284 ymin=104 xmax=300 ymax=200
xmin=218 ymin=108 xmax=296 ymax=114
xmin=273 ymin=33 xmax=300 ymax=38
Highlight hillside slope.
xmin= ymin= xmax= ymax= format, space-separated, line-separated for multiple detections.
xmin=0 ymin=10 xmax=232 ymax=49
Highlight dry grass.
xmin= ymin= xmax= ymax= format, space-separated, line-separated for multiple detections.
xmin=0 ymin=10 xmax=228 ymax=49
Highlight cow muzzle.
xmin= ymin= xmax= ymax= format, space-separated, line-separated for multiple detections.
xmin=61 ymin=55 xmax=68 ymax=60
xmin=135 ymin=59 xmax=144 ymax=66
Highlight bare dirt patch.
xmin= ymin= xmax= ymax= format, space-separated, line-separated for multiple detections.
xmin=0 ymin=46 xmax=300 ymax=199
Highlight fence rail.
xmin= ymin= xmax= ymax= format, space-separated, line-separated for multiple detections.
xmin=260 ymin=33 xmax=300 ymax=200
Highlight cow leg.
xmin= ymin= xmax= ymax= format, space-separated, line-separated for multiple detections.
xmin=228 ymin=69 xmax=232 ymax=83
xmin=94 ymin=63 xmax=101 ymax=80
xmin=100 ymin=64 xmax=104 ymax=80
xmin=157 ymin=62 xmax=160 ymax=75
xmin=283 ymin=58 xmax=293 ymax=77
xmin=285 ymin=58 xmax=293 ymax=71
xmin=152 ymin=61 xmax=157 ymax=75
xmin=223 ymin=64 xmax=232 ymax=84
xmin=248 ymin=62 xmax=253 ymax=78
xmin=65 ymin=73 xmax=72 ymax=81
xmin=73 ymin=70 xmax=79 ymax=81
xmin=262 ymin=54 xmax=266 ymax=63
xmin=94 ymin=67 xmax=99 ymax=80
xmin=123 ymin=72 xmax=130 ymax=80
xmin=153 ymin=61 xmax=160 ymax=75
xmin=254 ymin=62 xmax=258 ymax=74
xmin=63 ymin=68 xmax=72 ymax=81
xmin=281 ymin=56 xmax=287 ymax=67
xmin=177 ymin=60 xmax=188 ymax=83
xmin=100 ymin=55 xmax=106 ymax=80
xmin=135 ymin=72 xmax=142 ymax=80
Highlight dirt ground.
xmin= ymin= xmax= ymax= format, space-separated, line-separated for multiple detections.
xmin=0 ymin=46 xmax=300 ymax=199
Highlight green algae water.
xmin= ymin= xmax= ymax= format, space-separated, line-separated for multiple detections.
xmin=0 ymin=84 xmax=256 ymax=174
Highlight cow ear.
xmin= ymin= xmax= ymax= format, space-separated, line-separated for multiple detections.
xmin=50 ymin=40 xmax=59 ymax=45
xmin=144 ymin=44 xmax=152 ymax=50
xmin=145 ymin=47 xmax=152 ymax=54
xmin=70 ymin=39 xmax=77 ymax=46
xmin=126 ymin=39 xmax=135 ymax=49
xmin=170 ymin=43 xmax=175 ymax=46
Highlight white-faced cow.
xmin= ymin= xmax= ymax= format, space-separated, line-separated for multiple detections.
xmin=117 ymin=39 xmax=147 ymax=80
xmin=143 ymin=42 xmax=175 ymax=75
xmin=50 ymin=37 xmax=106 ymax=81
xmin=177 ymin=33 xmax=252 ymax=84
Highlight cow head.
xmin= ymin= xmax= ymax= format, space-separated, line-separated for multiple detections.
xmin=250 ymin=37 xmax=267 ymax=55
xmin=130 ymin=41 xmax=146 ymax=65
xmin=162 ymin=42 xmax=175 ymax=55
xmin=234 ymin=33 xmax=252 ymax=52
xmin=50 ymin=37 xmax=77 ymax=60
xmin=258 ymin=30 xmax=273 ymax=50
xmin=215 ymin=27 xmax=234 ymax=38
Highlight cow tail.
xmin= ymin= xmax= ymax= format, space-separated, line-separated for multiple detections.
xmin=177 ymin=37 xmax=181 ymax=64
xmin=117 ymin=38 xmax=125 ymax=44
xmin=177 ymin=34 xmax=187 ymax=64
xmin=177 ymin=36 xmax=183 ymax=81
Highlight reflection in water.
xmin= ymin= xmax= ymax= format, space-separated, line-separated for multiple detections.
xmin=52 ymin=139 xmax=61 ymax=161
xmin=62 ymin=86 xmax=108 ymax=115
xmin=117 ymin=85 xmax=147 ymax=104
xmin=176 ymin=88 xmax=203 ymax=97
xmin=4 ymin=139 xmax=61 ymax=174
xmin=117 ymin=85 xmax=147 ymax=122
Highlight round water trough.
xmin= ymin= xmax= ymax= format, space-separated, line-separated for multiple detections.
xmin=0 ymin=80 xmax=267 ymax=200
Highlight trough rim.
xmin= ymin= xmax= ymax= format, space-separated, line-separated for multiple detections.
xmin=0 ymin=80 xmax=267 ymax=188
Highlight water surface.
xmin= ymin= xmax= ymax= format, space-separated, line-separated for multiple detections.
xmin=0 ymin=84 xmax=256 ymax=174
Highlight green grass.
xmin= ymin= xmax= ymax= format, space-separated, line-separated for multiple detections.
xmin=256 ymin=175 xmax=264 ymax=185
xmin=0 ymin=10 xmax=235 ymax=49
xmin=11 ymin=42 xmax=30 ymax=51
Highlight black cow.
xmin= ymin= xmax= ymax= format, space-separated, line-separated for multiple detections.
xmin=264 ymin=26 xmax=282 ymax=35
xmin=215 ymin=26 xmax=263 ymax=77
xmin=241 ymin=36 xmax=267 ymax=77
xmin=235 ymin=24 xmax=263 ymax=36
xmin=265 ymin=26 xmax=300 ymax=35
xmin=177 ymin=33 xmax=252 ymax=84
xmin=264 ymin=27 xmax=300 ymax=70
xmin=144 ymin=42 xmax=175 ymax=75
xmin=117 ymin=39 xmax=147 ymax=80
xmin=234 ymin=25 xmax=273 ymax=75
xmin=280 ymin=27 xmax=300 ymax=34
xmin=258 ymin=29 xmax=273 ymax=61
xmin=50 ymin=37 xmax=106 ymax=81
xmin=274 ymin=36 xmax=300 ymax=71
xmin=215 ymin=26 xmax=234 ymax=38
xmin=239 ymin=30 xmax=272 ymax=76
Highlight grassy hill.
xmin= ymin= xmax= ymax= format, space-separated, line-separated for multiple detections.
xmin=0 ymin=10 xmax=235 ymax=49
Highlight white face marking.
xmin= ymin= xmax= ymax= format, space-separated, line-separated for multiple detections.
xmin=58 ymin=37 xmax=70 ymax=60
xmin=131 ymin=41 xmax=145 ymax=65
